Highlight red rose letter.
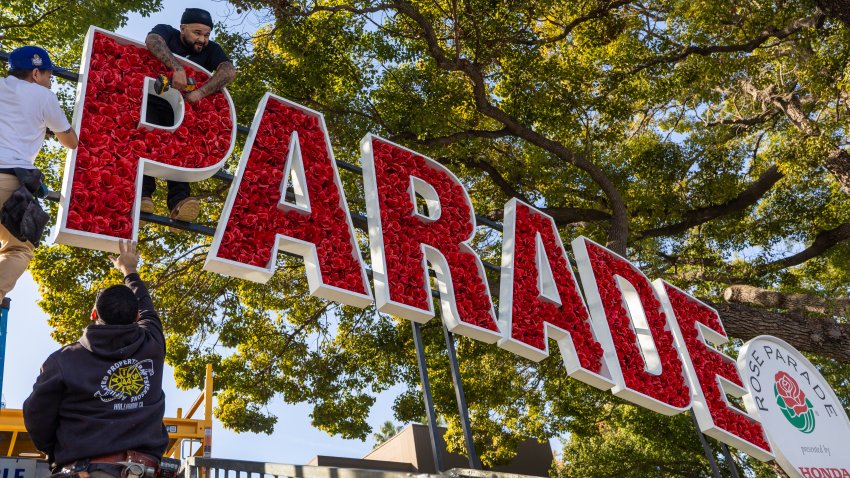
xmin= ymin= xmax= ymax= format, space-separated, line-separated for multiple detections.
xmin=572 ymin=237 xmax=691 ymax=415
xmin=55 ymin=27 xmax=235 ymax=251
xmin=205 ymin=94 xmax=372 ymax=308
xmin=656 ymin=280 xmax=772 ymax=460
xmin=498 ymin=200 xmax=612 ymax=390
xmin=360 ymin=135 xmax=499 ymax=343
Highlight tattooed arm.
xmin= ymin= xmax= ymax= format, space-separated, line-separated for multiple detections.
xmin=185 ymin=61 xmax=236 ymax=103
xmin=54 ymin=127 xmax=78 ymax=149
xmin=145 ymin=32 xmax=188 ymax=89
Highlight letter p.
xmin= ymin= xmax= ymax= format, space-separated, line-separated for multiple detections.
xmin=54 ymin=27 xmax=235 ymax=252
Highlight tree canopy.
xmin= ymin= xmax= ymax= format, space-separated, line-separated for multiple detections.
xmin=8 ymin=0 xmax=850 ymax=476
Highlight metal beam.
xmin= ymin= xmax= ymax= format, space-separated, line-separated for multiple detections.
xmin=412 ymin=322 xmax=444 ymax=472
xmin=690 ymin=410 xmax=722 ymax=478
xmin=721 ymin=443 xmax=742 ymax=478
xmin=442 ymin=326 xmax=480 ymax=469
xmin=0 ymin=298 xmax=9 ymax=404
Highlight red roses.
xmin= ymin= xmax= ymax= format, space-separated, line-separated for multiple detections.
xmin=664 ymin=283 xmax=770 ymax=450
xmin=369 ymin=138 xmax=498 ymax=332
xmin=582 ymin=240 xmax=691 ymax=408
xmin=66 ymin=33 xmax=233 ymax=237
xmin=506 ymin=202 xmax=603 ymax=372
xmin=216 ymin=98 xmax=367 ymax=295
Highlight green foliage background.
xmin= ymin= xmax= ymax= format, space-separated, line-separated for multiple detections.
xmin=5 ymin=1 xmax=850 ymax=476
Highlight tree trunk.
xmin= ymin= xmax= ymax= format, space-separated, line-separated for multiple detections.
xmin=704 ymin=300 xmax=850 ymax=363
xmin=825 ymin=149 xmax=850 ymax=196
xmin=723 ymin=284 xmax=850 ymax=316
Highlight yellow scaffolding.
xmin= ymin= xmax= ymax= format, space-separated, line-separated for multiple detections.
xmin=0 ymin=364 xmax=213 ymax=460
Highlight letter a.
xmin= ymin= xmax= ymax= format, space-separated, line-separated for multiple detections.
xmin=205 ymin=94 xmax=372 ymax=308
xmin=497 ymin=199 xmax=612 ymax=390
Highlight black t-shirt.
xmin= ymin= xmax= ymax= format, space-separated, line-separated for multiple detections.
xmin=149 ymin=24 xmax=231 ymax=72
xmin=146 ymin=24 xmax=231 ymax=126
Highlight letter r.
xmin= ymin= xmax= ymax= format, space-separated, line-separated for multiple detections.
xmin=360 ymin=135 xmax=500 ymax=343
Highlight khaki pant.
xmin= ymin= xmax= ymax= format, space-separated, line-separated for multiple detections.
xmin=0 ymin=174 xmax=34 ymax=302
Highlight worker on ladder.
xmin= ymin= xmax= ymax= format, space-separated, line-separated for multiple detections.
xmin=0 ymin=46 xmax=78 ymax=301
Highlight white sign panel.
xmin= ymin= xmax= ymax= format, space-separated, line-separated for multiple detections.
xmin=0 ymin=458 xmax=36 ymax=478
xmin=738 ymin=336 xmax=850 ymax=478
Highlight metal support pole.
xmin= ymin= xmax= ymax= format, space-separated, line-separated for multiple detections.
xmin=690 ymin=410 xmax=722 ymax=478
xmin=412 ymin=322 xmax=444 ymax=472
xmin=0 ymin=298 xmax=10 ymax=407
xmin=442 ymin=325 xmax=481 ymax=469
xmin=721 ymin=443 xmax=742 ymax=478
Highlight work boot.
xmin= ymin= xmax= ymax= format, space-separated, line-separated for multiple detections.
xmin=140 ymin=197 xmax=155 ymax=214
xmin=169 ymin=197 xmax=200 ymax=233
xmin=140 ymin=197 xmax=154 ymax=225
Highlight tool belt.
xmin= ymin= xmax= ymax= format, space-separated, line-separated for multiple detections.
xmin=0 ymin=167 xmax=49 ymax=246
xmin=56 ymin=450 xmax=161 ymax=478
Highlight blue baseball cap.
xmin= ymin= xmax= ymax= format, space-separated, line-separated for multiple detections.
xmin=9 ymin=46 xmax=55 ymax=71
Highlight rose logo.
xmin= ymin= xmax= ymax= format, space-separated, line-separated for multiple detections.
xmin=774 ymin=371 xmax=815 ymax=433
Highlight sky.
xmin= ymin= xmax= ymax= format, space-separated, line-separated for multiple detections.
xmin=1 ymin=0 xmax=393 ymax=465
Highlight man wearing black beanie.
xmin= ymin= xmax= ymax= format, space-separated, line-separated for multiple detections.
xmin=141 ymin=7 xmax=236 ymax=229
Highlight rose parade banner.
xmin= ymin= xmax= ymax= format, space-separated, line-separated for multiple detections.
xmin=738 ymin=337 xmax=850 ymax=478
xmin=52 ymin=27 xmax=850 ymax=474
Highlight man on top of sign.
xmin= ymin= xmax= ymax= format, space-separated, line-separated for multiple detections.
xmin=141 ymin=7 xmax=237 ymax=228
xmin=23 ymin=240 xmax=168 ymax=477
xmin=0 ymin=46 xmax=78 ymax=301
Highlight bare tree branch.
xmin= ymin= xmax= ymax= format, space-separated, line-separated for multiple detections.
xmin=706 ymin=299 xmax=850 ymax=363
xmin=724 ymin=284 xmax=850 ymax=316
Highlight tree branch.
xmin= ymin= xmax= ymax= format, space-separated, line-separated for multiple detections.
xmin=393 ymin=0 xmax=630 ymax=253
xmin=512 ymin=0 xmax=633 ymax=47
xmin=758 ymin=222 xmax=850 ymax=272
xmin=630 ymin=14 xmax=824 ymax=75
xmin=724 ymin=284 xmax=850 ymax=316
xmin=637 ymin=165 xmax=784 ymax=238
xmin=741 ymin=79 xmax=850 ymax=195
xmin=542 ymin=207 xmax=611 ymax=224
xmin=472 ymin=157 xmax=531 ymax=203
xmin=814 ymin=0 xmax=850 ymax=28
xmin=0 ymin=3 xmax=66 ymax=31
xmin=704 ymin=111 xmax=777 ymax=127
xmin=391 ymin=126 xmax=511 ymax=146
xmin=706 ymin=299 xmax=850 ymax=363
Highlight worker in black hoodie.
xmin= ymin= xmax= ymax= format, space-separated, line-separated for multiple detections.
xmin=24 ymin=240 xmax=168 ymax=477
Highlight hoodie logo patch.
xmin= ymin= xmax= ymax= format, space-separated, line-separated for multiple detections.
xmin=95 ymin=358 xmax=154 ymax=409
